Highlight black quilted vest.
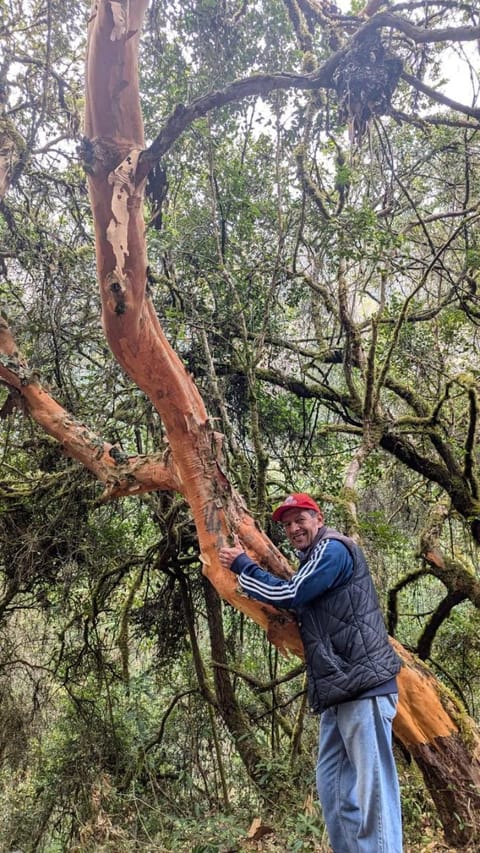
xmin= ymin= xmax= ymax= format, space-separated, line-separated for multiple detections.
xmin=297 ymin=527 xmax=401 ymax=714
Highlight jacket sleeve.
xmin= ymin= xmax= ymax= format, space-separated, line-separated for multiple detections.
xmin=231 ymin=539 xmax=353 ymax=609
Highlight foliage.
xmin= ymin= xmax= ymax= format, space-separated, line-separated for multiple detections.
xmin=1 ymin=0 xmax=480 ymax=848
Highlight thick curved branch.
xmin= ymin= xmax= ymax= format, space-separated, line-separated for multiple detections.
xmin=421 ymin=546 xmax=480 ymax=608
xmin=138 ymin=65 xmax=341 ymax=175
xmin=375 ymin=213 xmax=480 ymax=395
xmin=391 ymin=107 xmax=480 ymax=130
xmin=384 ymin=376 xmax=431 ymax=417
xmin=393 ymin=380 xmax=473 ymax=481
xmin=254 ymin=363 xmax=480 ymax=524
xmin=138 ymin=7 xmax=480 ymax=174
xmin=255 ymin=365 xmax=357 ymax=412
xmin=380 ymin=430 xmax=478 ymax=520
xmin=254 ymin=366 xmax=458 ymax=490
xmin=0 ymin=318 xmax=180 ymax=497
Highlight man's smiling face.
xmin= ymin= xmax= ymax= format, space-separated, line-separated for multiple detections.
xmin=280 ymin=507 xmax=323 ymax=551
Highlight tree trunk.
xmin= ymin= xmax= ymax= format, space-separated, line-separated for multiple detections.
xmin=202 ymin=577 xmax=289 ymax=803
xmin=393 ymin=640 xmax=480 ymax=845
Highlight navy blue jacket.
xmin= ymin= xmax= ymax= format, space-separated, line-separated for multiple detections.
xmin=231 ymin=526 xmax=400 ymax=713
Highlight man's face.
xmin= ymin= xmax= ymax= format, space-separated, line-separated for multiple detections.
xmin=280 ymin=508 xmax=323 ymax=551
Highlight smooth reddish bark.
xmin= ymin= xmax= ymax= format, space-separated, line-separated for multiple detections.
xmin=0 ymin=319 xmax=179 ymax=497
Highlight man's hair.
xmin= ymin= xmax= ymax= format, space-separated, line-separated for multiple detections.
xmin=282 ymin=508 xmax=318 ymax=522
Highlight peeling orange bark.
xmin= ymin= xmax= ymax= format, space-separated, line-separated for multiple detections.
xmin=0 ymin=319 xmax=179 ymax=496
xmin=393 ymin=643 xmax=480 ymax=845
xmin=84 ymin=2 xmax=287 ymax=622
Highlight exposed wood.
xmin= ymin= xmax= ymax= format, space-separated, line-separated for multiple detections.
xmin=394 ymin=641 xmax=480 ymax=846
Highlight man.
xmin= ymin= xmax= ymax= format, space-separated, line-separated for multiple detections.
xmin=219 ymin=492 xmax=402 ymax=853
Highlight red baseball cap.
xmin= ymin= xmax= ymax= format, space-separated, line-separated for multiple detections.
xmin=272 ymin=493 xmax=322 ymax=523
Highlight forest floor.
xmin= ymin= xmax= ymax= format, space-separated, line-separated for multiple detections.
xmin=235 ymin=833 xmax=477 ymax=853
xmin=239 ymin=843 xmax=476 ymax=852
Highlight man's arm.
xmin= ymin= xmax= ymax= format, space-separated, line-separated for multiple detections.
xmin=219 ymin=538 xmax=353 ymax=609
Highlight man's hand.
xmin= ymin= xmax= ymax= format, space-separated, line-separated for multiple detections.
xmin=219 ymin=536 xmax=245 ymax=569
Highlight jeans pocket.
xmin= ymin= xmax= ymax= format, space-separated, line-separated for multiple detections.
xmin=379 ymin=692 xmax=398 ymax=722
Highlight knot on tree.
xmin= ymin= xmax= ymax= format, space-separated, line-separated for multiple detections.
xmin=332 ymin=30 xmax=403 ymax=143
xmin=109 ymin=445 xmax=130 ymax=465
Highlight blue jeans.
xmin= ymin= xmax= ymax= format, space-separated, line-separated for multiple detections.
xmin=316 ymin=694 xmax=402 ymax=853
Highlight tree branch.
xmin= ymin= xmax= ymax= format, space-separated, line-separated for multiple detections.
xmin=133 ymin=10 xmax=480 ymax=176
xmin=419 ymin=502 xmax=480 ymax=607
xmin=416 ymin=590 xmax=468 ymax=661
xmin=0 ymin=318 xmax=180 ymax=498
xmin=402 ymin=70 xmax=480 ymax=123
xmin=369 ymin=11 xmax=480 ymax=45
